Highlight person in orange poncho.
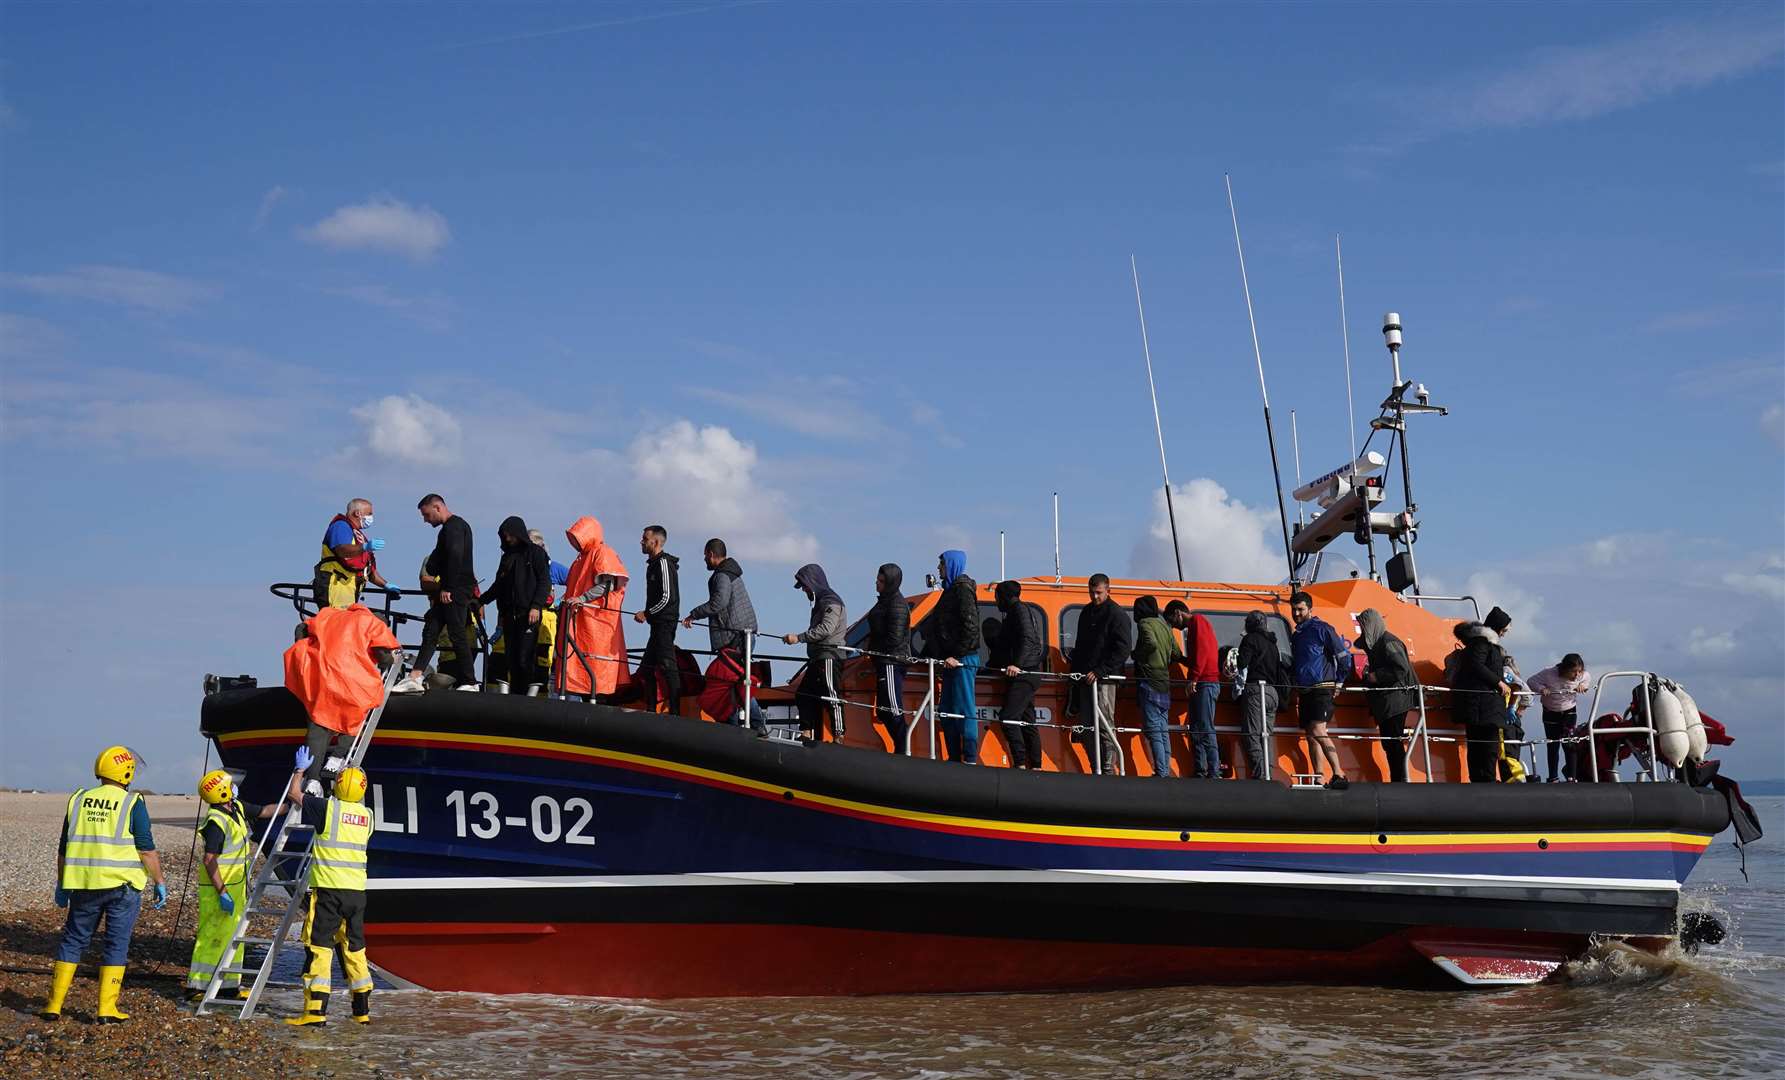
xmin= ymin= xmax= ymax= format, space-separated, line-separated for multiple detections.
xmin=285 ymin=605 xmax=400 ymax=784
xmin=554 ymin=516 xmax=631 ymax=701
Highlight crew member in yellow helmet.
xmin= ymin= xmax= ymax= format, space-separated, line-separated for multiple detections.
xmin=184 ymin=769 xmax=281 ymax=1001
xmin=282 ymin=746 xmax=376 ymax=1026
xmin=41 ymin=746 xmax=168 ymax=1023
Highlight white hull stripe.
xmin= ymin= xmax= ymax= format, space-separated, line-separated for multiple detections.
xmin=365 ymin=868 xmax=1681 ymax=893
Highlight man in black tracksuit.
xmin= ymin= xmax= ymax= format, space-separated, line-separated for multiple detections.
xmin=633 ymin=525 xmax=681 ymax=714
xmin=417 ymin=493 xmax=478 ymax=688
xmin=994 ymin=580 xmax=1045 ymax=769
xmin=477 ymin=515 xmax=552 ymax=697
xmin=867 ymin=563 xmax=911 ymax=752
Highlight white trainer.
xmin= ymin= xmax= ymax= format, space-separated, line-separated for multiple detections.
xmin=454 ymin=683 xmax=482 ymax=693
xmin=392 ymin=675 xmax=426 ymax=694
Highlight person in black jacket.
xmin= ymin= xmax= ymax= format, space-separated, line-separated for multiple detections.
xmin=1357 ymin=608 xmax=1417 ymax=782
xmin=1451 ymin=609 xmax=1512 ymax=782
xmin=867 ymin=563 xmax=911 ymax=752
xmin=993 ymin=580 xmax=1045 ymax=769
xmin=1235 ymin=610 xmax=1285 ymax=780
xmin=400 ymin=494 xmax=478 ymax=690
xmin=927 ymin=551 xmax=982 ymax=763
xmin=477 ymin=515 xmax=552 ymax=697
xmin=1069 ymin=574 xmax=1131 ymax=774
xmin=632 ymin=525 xmax=681 ymax=715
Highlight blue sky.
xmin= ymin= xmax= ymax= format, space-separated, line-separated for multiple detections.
xmin=2 ymin=1 xmax=1781 ymax=790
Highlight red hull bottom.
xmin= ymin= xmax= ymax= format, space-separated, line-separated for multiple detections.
xmin=366 ymin=922 xmax=1588 ymax=997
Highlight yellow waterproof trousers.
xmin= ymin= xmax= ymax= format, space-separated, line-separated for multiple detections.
xmin=185 ymin=880 xmax=248 ymax=991
xmin=299 ymin=890 xmax=372 ymax=1000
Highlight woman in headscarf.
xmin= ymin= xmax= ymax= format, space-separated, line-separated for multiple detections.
xmin=555 ymin=516 xmax=630 ymax=702
xmin=1357 ymin=608 xmax=1417 ymax=782
xmin=783 ymin=564 xmax=846 ymax=743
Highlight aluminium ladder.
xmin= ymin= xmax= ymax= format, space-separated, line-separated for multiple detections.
xmin=193 ymin=650 xmax=406 ymax=1020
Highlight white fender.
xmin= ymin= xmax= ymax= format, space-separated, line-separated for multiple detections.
xmin=1671 ymin=682 xmax=1708 ymax=763
xmin=1646 ymin=678 xmax=1688 ymax=768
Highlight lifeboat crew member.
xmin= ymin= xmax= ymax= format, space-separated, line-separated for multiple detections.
xmin=185 ymin=769 xmax=281 ymax=1000
xmin=1289 ymin=591 xmax=1352 ymax=790
xmin=284 ymin=746 xmax=375 ymax=1026
xmin=41 ymin=746 xmax=167 ymax=1023
xmin=784 ymin=563 xmax=847 ymax=743
xmin=556 ymin=515 xmax=631 ymax=702
xmin=1070 ymin=573 xmax=1131 ymax=775
xmin=927 ymin=550 xmax=981 ymax=763
xmin=994 ymin=579 xmax=1045 ymax=769
xmin=1357 ymin=608 xmax=1417 ymax=782
xmin=632 ymin=525 xmax=683 ymax=714
xmin=477 ymin=515 xmax=552 ymax=697
xmin=313 ymin=499 xmax=392 ymax=609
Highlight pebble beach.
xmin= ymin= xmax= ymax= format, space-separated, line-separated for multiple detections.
xmin=0 ymin=791 xmax=401 ymax=1078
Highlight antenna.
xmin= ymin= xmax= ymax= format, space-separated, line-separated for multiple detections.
xmin=1225 ymin=174 xmax=1298 ymax=587
xmin=1290 ymin=409 xmax=1305 ymax=528
xmin=1337 ymin=236 xmax=1378 ymax=582
xmin=1052 ymin=492 xmax=1062 ymax=583
xmin=1131 ymin=255 xmax=1184 ymax=580
xmin=999 ymin=530 xmax=1006 ymax=581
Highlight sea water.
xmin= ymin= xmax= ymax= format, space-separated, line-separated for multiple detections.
xmin=283 ymin=797 xmax=1785 ymax=1078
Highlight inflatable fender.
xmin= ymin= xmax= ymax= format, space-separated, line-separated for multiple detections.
xmin=1646 ymin=676 xmax=1688 ymax=768
xmin=1670 ymin=681 xmax=1708 ymax=763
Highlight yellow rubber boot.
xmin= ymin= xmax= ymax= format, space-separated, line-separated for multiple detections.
xmin=96 ymin=965 xmax=130 ymax=1024
xmin=284 ymin=990 xmax=330 ymax=1026
xmin=40 ymin=961 xmax=76 ymax=1021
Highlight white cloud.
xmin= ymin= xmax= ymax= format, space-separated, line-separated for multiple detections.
xmin=1130 ymin=479 xmax=1287 ymax=584
xmin=0 ymin=264 xmax=216 ymax=313
xmin=351 ymin=394 xmax=463 ymax=467
xmin=325 ymin=283 xmax=454 ymax=331
xmin=625 ymin=420 xmax=817 ymax=565
xmin=1461 ymin=570 xmax=1548 ymax=654
xmin=303 ymin=197 xmax=451 ymax=262
xmin=1722 ymin=552 xmax=1785 ymax=601
xmin=0 ymin=312 xmax=66 ymax=359
xmin=1420 ymin=12 xmax=1784 ymax=134
xmin=253 ymin=184 xmax=289 ymax=230
xmin=1 ymin=365 xmax=299 ymax=461
xmin=1762 ymin=403 xmax=1784 ymax=449
xmin=1685 ymin=627 xmax=1739 ymax=660
xmin=688 ymin=384 xmax=886 ymax=441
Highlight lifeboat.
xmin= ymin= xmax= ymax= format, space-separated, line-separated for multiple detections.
xmin=200 ymin=574 xmax=1749 ymax=995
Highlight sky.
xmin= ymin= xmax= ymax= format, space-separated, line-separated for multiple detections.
xmin=1 ymin=1 xmax=1781 ymax=791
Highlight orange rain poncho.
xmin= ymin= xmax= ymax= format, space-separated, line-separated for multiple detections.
xmin=556 ymin=516 xmax=631 ymax=697
xmin=283 ymin=604 xmax=401 ymax=736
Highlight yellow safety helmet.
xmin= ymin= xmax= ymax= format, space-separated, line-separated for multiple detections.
xmin=198 ymin=769 xmax=235 ymax=805
xmin=334 ymin=767 xmax=368 ymax=803
xmin=94 ymin=745 xmax=137 ymax=787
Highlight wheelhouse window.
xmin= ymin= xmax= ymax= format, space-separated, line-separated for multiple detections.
xmin=912 ymin=601 xmax=1048 ymax=668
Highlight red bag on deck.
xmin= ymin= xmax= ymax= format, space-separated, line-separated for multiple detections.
xmin=284 ymin=604 xmax=400 ymax=736
xmin=698 ymin=648 xmax=759 ymax=721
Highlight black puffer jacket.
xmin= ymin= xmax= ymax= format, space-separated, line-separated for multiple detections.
xmin=1451 ymin=622 xmax=1508 ymax=729
xmin=867 ymin=563 xmax=911 ymax=660
xmin=928 ymin=575 xmax=981 ymax=661
xmin=1070 ymin=599 xmax=1132 ymax=679
xmin=1236 ymin=611 xmax=1286 ymax=694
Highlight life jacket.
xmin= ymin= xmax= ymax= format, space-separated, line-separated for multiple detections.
xmin=309 ymin=796 xmax=371 ymax=892
xmin=61 ymin=786 xmax=147 ymax=891
xmin=204 ymin=803 xmax=251 ymax=887
xmin=316 ymin=514 xmax=372 ymax=575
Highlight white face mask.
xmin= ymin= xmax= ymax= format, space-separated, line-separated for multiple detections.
xmin=360 ymin=514 xmax=375 ymax=528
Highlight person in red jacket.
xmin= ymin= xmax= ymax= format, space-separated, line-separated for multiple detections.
xmin=1166 ymin=601 xmax=1222 ymax=779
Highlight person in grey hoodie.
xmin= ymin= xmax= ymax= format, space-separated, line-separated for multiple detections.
xmin=784 ymin=563 xmax=846 ymax=743
xmin=1357 ymin=608 xmax=1418 ymax=782
xmin=684 ymin=538 xmax=759 ymax=656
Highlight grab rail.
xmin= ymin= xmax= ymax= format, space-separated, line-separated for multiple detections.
xmin=1584 ymin=671 xmax=1663 ymax=782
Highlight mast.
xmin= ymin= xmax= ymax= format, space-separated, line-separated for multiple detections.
xmin=1224 ymin=175 xmax=1298 ymax=588
xmin=1130 ymin=255 xmax=1184 ymax=580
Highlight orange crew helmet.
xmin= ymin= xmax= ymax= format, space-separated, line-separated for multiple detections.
xmin=94 ymin=746 xmax=137 ymax=786
xmin=198 ymin=769 xmax=235 ymax=805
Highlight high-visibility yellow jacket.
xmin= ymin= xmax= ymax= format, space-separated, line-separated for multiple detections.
xmin=204 ymin=804 xmax=251 ymax=887
xmin=61 ymin=786 xmax=147 ymax=891
xmin=310 ymin=797 xmax=371 ymax=892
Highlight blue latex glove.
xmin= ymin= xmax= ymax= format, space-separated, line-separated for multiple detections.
xmin=54 ymin=886 xmax=68 ymax=908
xmin=217 ymin=891 xmax=235 ymax=916
xmin=366 ymin=537 xmax=387 ymax=552
xmin=294 ymin=746 xmax=313 ymax=774
xmin=384 ymin=583 xmax=403 ymax=596
xmin=153 ymin=882 xmax=168 ymax=909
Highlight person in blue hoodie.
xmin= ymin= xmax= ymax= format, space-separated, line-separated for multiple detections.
xmin=927 ymin=550 xmax=982 ymax=764
xmin=1289 ymin=591 xmax=1352 ymax=790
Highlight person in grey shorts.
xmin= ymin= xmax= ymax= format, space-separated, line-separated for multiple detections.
xmin=1235 ymin=610 xmax=1286 ymax=780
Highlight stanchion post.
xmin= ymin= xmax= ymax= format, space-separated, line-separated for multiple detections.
xmin=742 ymin=630 xmax=754 ymax=727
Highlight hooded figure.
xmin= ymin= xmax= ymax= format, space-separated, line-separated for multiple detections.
xmin=789 ymin=564 xmax=846 ymax=742
xmin=1234 ymin=610 xmax=1286 ymax=780
xmin=1451 ymin=621 xmax=1509 ymax=782
xmin=867 ymin=563 xmax=913 ymax=751
xmin=1131 ymin=595 xmax=1182 ymax=779
xmin=479 ymin=516 xmax=553 ymax=696
xmin=925 ymin=551 xmax=982 ymax=763
xmin=556 ymin=517 xmax=631 ymax=698
xmin=992 ymin=579 xmax=1045 ymax=769
xmin=1357 ymin=608 xmax=1417 ymax=782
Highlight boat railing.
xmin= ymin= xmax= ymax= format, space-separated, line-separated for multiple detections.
xmin=1408 ymin=594 xmax=1482 ymax=621
xmin=1583 ymin=670 xmax=1663 ymax=782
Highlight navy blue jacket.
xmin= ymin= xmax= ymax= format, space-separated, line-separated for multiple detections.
xmin=1291 ymin=615 xmax=1350 ymax=689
